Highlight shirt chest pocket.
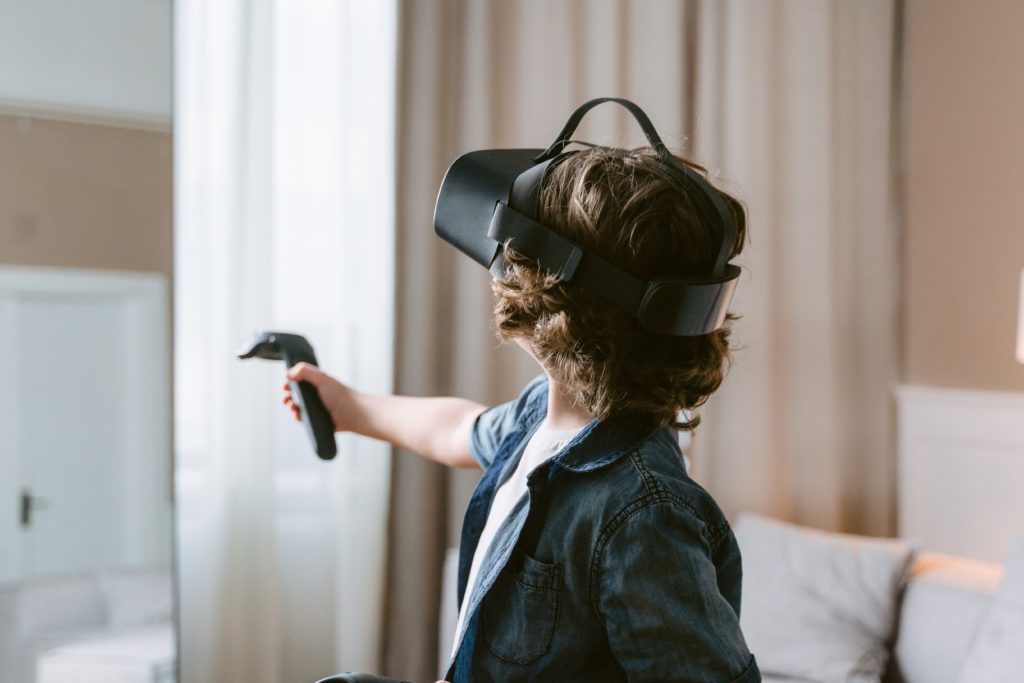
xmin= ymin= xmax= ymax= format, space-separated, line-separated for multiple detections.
xmin=480 ymin=553 xmax=563 ymax=666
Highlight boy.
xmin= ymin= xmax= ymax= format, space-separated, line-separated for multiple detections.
xmin=285 ymin=145 xmax=760 ymax=682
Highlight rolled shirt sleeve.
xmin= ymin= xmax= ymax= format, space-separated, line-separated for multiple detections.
xmin=468 ymin=374 xmax=548 ymax=470
xmin=597 ymin=500 xmax=760 ymax=683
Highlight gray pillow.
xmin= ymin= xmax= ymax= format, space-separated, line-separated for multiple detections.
xmin=735 ymin=513 xmax=916 ymax=683
xmin=957 ymin=536 xmax=1024 ymax=683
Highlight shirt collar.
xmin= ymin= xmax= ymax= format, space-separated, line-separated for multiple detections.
xmin=526 ymin=378 xmax=662 ymax=473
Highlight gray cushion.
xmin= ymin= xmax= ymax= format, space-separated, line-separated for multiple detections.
xmin=890 ymin=552 xmax=1000 ymax=683
xmin=736 ymin=513 xmax=916 ymax=683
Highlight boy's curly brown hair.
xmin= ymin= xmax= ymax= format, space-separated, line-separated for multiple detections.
xmin=492 ymin=146 xmax=746 ymax=431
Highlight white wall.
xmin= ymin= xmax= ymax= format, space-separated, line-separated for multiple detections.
xmin=897 ymin=385 xmax=1024 ymax=563
xmin=0 ymin=0 xmax=172 ymax=126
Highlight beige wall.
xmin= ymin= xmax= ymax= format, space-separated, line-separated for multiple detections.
xmin=0 ymin=112 xmax=174 ymax=499
xmin=0 ymin=114 xmax=172 ymax=277
xmin=903 ymin=1 xmax=1024 ymax=391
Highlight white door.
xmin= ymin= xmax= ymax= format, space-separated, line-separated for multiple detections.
xmin=0 ymin=267 xmax=170 ymax=582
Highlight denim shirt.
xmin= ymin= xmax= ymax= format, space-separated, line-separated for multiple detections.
xmin=448 ymin=376 xmax=761 ymax=683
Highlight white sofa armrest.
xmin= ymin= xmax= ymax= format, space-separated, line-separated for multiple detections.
xmin=890 ymin=552 xmax=1002 ymax=683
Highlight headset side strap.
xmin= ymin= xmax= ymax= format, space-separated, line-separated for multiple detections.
xmin=488 ymin=203 xmax=647 ymax=316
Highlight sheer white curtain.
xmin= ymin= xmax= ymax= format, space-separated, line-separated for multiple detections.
xmin=175 ymin=2 xmax=396 ymax=682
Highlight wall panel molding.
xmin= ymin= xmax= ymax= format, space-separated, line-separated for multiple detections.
xmin=897 ymin=384 xmax=1024 ymax=563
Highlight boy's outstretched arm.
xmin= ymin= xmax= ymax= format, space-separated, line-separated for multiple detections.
xmin=284 ymin=362 xmax=486 ymax=469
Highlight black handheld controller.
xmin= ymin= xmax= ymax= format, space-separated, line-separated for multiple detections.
xmin=237 ymin=331 xmax=338 ymax=460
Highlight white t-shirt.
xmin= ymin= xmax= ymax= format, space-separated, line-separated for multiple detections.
xmin=451 ymin=420 xmax=582 ymax=657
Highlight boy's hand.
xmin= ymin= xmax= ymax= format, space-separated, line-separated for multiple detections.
xmin=282 ymin=365 xmax=485 ymax=468
xmin=282 ymin=362 xmax=357 ymax=433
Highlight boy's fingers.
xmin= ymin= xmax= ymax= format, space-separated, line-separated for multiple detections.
xmin=287 ymin=362 xmax=323 ymax=385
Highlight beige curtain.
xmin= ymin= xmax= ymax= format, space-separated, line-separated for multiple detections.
xmin=385 ymin=0 xmax=901 ymax=680
xmin=691 ymin=0 xmax=901 ymax=536
xmin=386 ymin=1 xmax=699 ymax=679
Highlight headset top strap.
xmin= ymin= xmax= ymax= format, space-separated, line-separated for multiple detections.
xmin=534 ymin=97 xmax=673 ymax=164
xmin=532 ymin=97 xmax=737 ymax=279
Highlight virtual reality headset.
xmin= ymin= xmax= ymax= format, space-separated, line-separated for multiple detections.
xmin=434 ymin=97 xmax=740 ymax=336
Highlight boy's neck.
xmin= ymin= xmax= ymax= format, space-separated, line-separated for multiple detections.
xmin=544 ymin=374 xmax=595 ymax=431
xmin=515 ymin=339 xmax=595 ymax=430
